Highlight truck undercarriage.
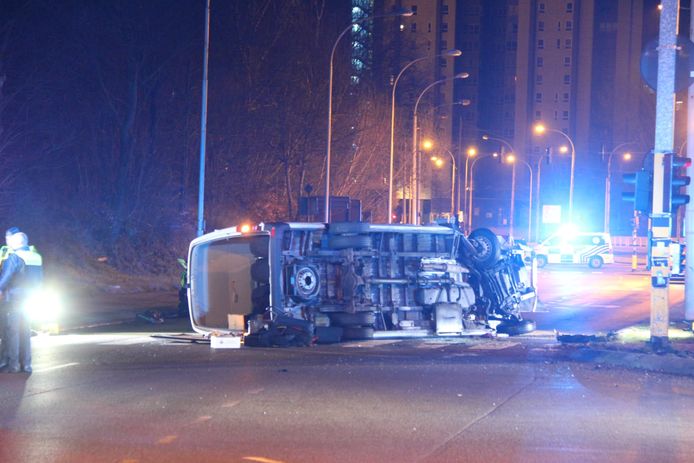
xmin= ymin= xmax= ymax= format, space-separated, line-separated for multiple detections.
xmin=187 ymin=222 xmax=536 ymax=345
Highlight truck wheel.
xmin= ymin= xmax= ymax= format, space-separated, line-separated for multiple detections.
xmin=292 ymin=265 xmax=320 ymax=301
xmin=251 ymin=259 xmax=270 ymax=282
xmin=329 ymin=311 xmax=376 ymax=326
xmin=252 ymin=284 xmax=270 ymax=311
xmin=341 ymin=326 xmax=375 ymax=340
xmin=328 ymin=222 xmax=370 ymax=235
xmin=327 ymin=234 xmax=371 ymax=250
xmin=250 ymin=239 xmax=269 ymax=258
xmin=536 ymin=255 xmax=548 ymax=268
xmin=496 ymin=319 xmax=536 ymax=336
xmin=588 ymin=256 xmax=603 ymax=269
xmin=468 ymin=228 xmax=501 ymax=269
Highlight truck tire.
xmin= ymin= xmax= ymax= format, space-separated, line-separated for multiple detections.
xmin=327 ymin=234 xmax=372 ymax=250
xmin=536 ymin=254 xmax=548 ymax=268
xmin=341 ymin=326 xmax=375 ymax=340
xmin=292 ymin=265 xmax=320 ymax=302
xmin=468 ymin=228 xmax=501 ymax=269
xmin=329 ymin=311 xmax=376 ymax=326
xmin=496 ymin=319 xmax=536 ymax=336
xmin=328 ymin=222 xmax=370 ymax=235
xmin=252 ymin=284 xmax=270 ymax=311
xmin=250 ymin=239 xmax=269 ymax=258
xmin=251 ymin=259 xmax=270 ymax=282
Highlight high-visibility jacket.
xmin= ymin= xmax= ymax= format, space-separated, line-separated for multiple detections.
xmin=0 ymin=246 xmax=43 ymax=302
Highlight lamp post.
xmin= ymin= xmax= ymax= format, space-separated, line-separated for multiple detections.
xmin=467 ymin=152 xmax=500 ymax=230
xmin=463 ymin=147 xmax=477 ymax=231
xmin=197 ymin=0 xmax=211 ymax=237
xmin=604 ymin=143 xmax=634 ymax=233
xmin=533 ymin=124 xmax=576 ymax=223
xmin=505 ymin=155 xmax=533 ymax=241
xmin=482 ymin=134 xmax=519 ymax=236
xmin=324 ymin=8 xmax=413 ymax=223
xmin=388 ymin=49 xmax=461 ymax=224
xmin=411 ymin=72 xmax=469 ymax=224
xmin=431 ymin=149 xmax=457 ymax=216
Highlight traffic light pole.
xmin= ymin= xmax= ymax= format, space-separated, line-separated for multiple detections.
xmin=686 ymin=4 xmax=694 ymax=323
xmin=650 ymin=0 xmax=679 ymax=347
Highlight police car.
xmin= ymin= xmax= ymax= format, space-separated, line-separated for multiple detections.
xmin=534 ymin=231 xmax=614 ymax=269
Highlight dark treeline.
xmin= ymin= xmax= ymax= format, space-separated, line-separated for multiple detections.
xmin=1 ymin=0 xmax=408 ymax=269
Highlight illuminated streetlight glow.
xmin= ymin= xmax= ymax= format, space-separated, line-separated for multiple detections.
xmin=559 ymin=145 xmax=569 ymax=154
xmin=422 ymin=139 xmax=434 ymax=151
xmin=623 ymin=152 xmax=632 ymax=161
xmin=533 ymin=124 xmax=546 ymax=135
xmin=467 ymin=147 xmax=477 ymax=157
xmin=506 ymin=154 xmax=516 ymax=163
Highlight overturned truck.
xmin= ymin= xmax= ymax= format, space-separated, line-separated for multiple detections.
xmin=187 ymin=222 xmax=537 ymax=345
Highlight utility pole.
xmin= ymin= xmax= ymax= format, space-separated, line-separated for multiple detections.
xmin=650 ymin=0 xmax=679 ymax=347
xmin=687 ymin=1 xmax=694 ymax=323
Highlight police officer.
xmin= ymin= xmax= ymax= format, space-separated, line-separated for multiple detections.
xmin=0 ymin=228 xmax=43 ymax=373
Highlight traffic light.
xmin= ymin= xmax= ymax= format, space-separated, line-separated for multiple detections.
xmin=663 ymin=152 xmax=691 ymax=213
xmin=622 ymin=170 xmax=652 ymax=214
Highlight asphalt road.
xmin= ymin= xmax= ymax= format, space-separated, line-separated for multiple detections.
xmin=2 ymin=333 xmax=694 ymax=463
xmin=528 ymin=260 xmax=685 ymax=333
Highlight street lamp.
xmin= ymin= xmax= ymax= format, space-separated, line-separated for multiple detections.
xmin=411 ymin=72 xmax=470 ymax=224
xmin=387 ymin=49 xmax=462 ymax=224
xmin=604 ymin=143 xmax=635 ymax=232
xmin=197 ymin=0 xmax=212 ymax=237
xmin=430 ymin=149 xmax=457 ymax=216
xmin=533 ymin=123 xmax=576 ymax=223
xmin=483 ymin=134 xmax=521 ymax=237
xmin=324 ymin=8 xmax=413 ymax=223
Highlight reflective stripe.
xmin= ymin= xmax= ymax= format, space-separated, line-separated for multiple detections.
xmin=14 ymin=249 xmax=43 ymax=267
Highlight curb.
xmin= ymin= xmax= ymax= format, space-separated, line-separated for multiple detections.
xmin=565 ymin=346 xmax=694 ymax=377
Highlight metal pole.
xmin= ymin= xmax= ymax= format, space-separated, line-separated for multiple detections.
xmin=650 ymin=0 xmax=679 ymax=346
xmin=605 ymin=152 xmax=613 ymax=233
xmin=686 ymin=0 xmax=694 ymax=321
xmin=411 ymin=112 xmax=418 ymax=224
xmin=445 ymin=150 xmax=456 ymax=216
xmin=535 ymin=156 xmax=543 ymax=242
xmin=525 ymin=161 xmax=533 ymax=241
xmin=196 ymin=0 xmax=211 ymax=238
xmin=510 ymin=161 xmax=516 ymax=238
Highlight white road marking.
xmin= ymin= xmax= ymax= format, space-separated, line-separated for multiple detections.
xmin=341 ymin=340 xmax=400 ymax=348
xmin=34 ymin=362 xmax=80 ymax=373
xmin=98 ymin=337 xmax=154 ymax=346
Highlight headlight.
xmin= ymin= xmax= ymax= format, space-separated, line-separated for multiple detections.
xmin=24 ymin=288 xmax=63 ymax=323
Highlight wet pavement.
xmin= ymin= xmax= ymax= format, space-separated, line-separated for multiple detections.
xmin=1 ymin=333 xmax=694 ymax=463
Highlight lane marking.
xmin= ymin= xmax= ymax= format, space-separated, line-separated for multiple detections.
xmin=247 ymin=388 xmax=264 ymax=395
xmin=156 ymin=435 xmax=178 ymax=445
xmin=342 ymin=340 xmax=400 ymax=348
xmin=34 ymin=362 xmax=80 ymax=373
xmin=193 ymin=415 xmax=212 ymax=424
xmin=222 ymin=400 xmax=241 ymax=408
xmin=243 ymin=457 xmax=286 ymax=463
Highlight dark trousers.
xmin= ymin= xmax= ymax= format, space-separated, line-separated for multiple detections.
xmin=5 ymin=307 xmax=31 ymax=369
